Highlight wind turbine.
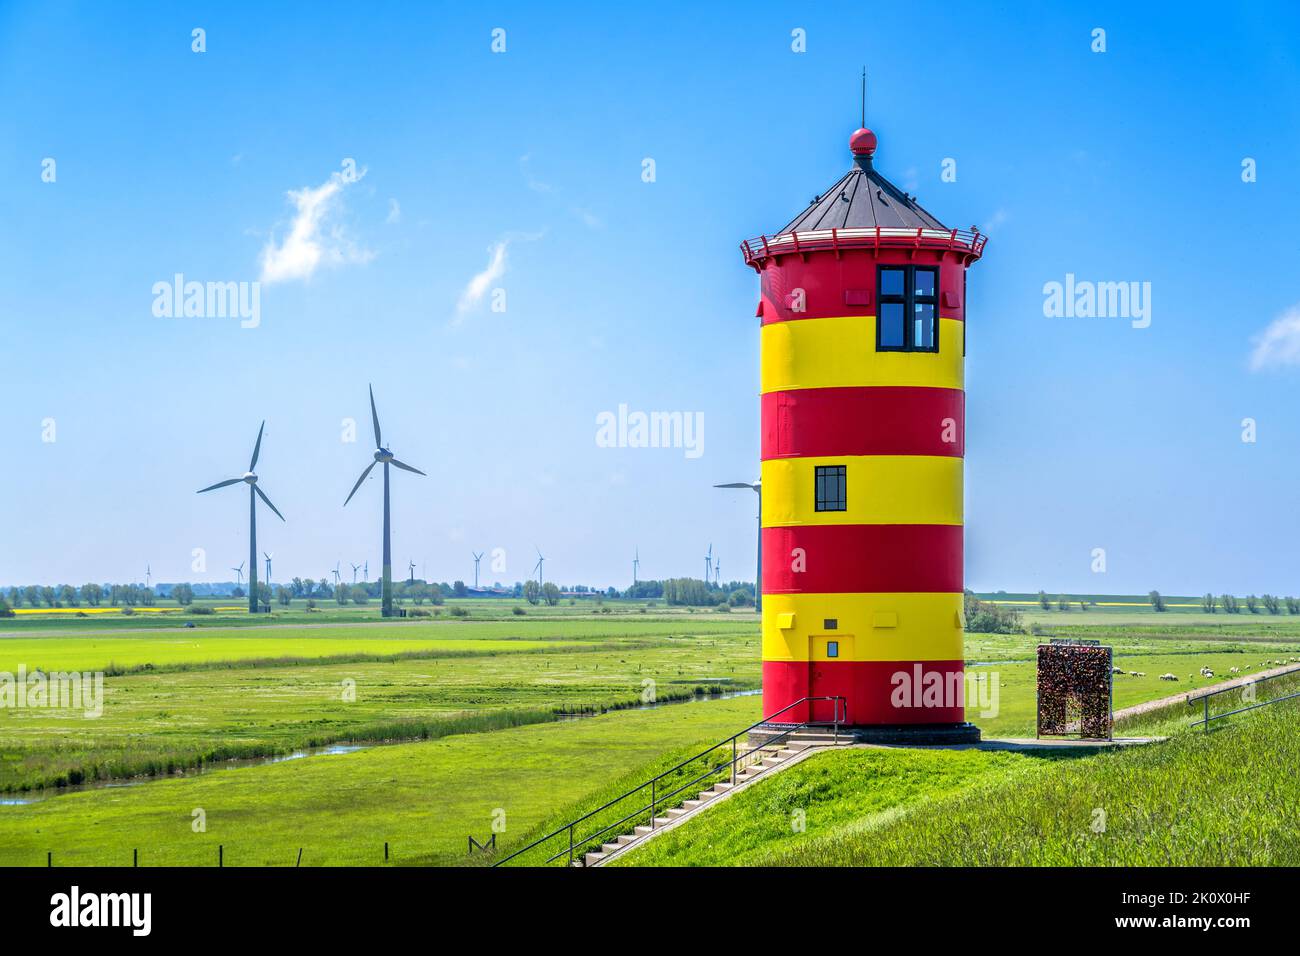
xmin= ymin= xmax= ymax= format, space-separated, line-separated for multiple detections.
xmin=704 ymin=544 xmax=712 ymax=584
xmin=532 ymin=548 xmax=545 ymax=589
xmin=197 ymin=421 xmax=285 ymax=614
xmin=715 ymin=558 xmax=721 ymax=587
xmin=145 ymin=564 xmax=152 ymax=589
xmin=344 ymin=385 xmax=426 ymax=617
xmin=714 ymin=480 xmax=761 ymax=611
xmin=263 ymin=552 xmax=273 ymax=587
xmin=363 ymin=560 xmax=369 ymax=583
xmin=331 ymin=563 xmax=341 ymax=588
xmin=407 ymin=559 xmax=416 ymax=584
xmin=232 ymin=562 xmax=245 ymax=588
xmin=472 ymin=552 xmax=483 ymax=589
xmin=632 ymin=547 xmax=639 ymax=585
xmin=350 ymin=562 xmax=360 ymax=585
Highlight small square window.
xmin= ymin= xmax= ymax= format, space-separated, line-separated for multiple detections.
xmin=877 ymin=266 xmax=940 ymax=353
xmin=826 ymin=641 xmax=839 ymax=658
xmin=823 ymin=618 xmax=838 ymax=630
xmin=814 ymin=465 xmax=846 ymax=512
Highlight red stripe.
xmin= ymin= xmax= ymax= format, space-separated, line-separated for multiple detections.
xmin=762 ymin=524 xmax=962 ymax=594
xmin=763 ymin=659 xmax=967 ymax=724
xmin=758 ymin=248 xmax=967 ymax=325
xmin=761 ymin=387 xmax=963 ymax=459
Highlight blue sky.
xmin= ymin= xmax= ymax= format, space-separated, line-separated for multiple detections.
xmin=2 ymin=1 xmax=1299 ymax=594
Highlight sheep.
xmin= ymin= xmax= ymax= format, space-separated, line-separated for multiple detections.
xmin=1229 ymin=667 xmax=1240 ymax=675
xmin=1199 ymin=667 xmax=1215 ymax=678
xmin=1111 ymin=666 xmax=1124 ymax=675
xmin=1160 ymin=673 xmax=1178 ymax=681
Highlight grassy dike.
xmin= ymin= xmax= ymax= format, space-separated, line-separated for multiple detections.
xmin=615 ymin=699 xmax=1300 ymax=867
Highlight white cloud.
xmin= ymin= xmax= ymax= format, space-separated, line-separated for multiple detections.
xmin=259 ymin=168 xmax=373 ymax=285
xmin=519 ymin=153 xmax=554 ymax=193
xmin=982 ymin=208 xmax=1009 ymax=235
xmin=1249 ymin=304 xmax=1300 ymax=371
xmin=452 ymin=232 xmax=543 ymax=323
xmin=386 ymin=198 xmax=401 ymax=224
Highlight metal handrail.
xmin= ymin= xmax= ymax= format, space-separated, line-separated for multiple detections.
xmin=493 ymin=695 xmax=846 ymax=867
xmin=740 ymin=226 xmax=987 ymax=267
xmin=1187 ymin=664 xmax=1300 ymax=731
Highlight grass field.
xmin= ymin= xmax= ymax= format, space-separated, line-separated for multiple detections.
xmin=2 ymin=598 xmax=1298 ymax=867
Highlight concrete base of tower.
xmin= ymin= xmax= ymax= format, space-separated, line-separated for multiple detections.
xmin=844 ymin=721 xmax=981 ymax=745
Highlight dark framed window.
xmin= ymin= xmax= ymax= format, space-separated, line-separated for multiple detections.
xmin=826 ymin=641 xmax=839 ymax=658
xmin=815 ymin=465 xmax=846 ymax=512
xmin=877 ymin=266 xmax=939 ymax=353
xmin=823 ymin=618 xmax=838 ymax=630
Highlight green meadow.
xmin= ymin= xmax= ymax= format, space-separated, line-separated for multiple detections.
xmin=1 ymin=598 xmax=1297 ymax=867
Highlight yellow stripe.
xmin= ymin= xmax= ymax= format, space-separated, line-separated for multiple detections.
xmin=761 ymin=316 xmax=964 ymax=393
xmin=762 ymin=592 xmax=963 ymax=662
xmin=761 ymin=455 xmax=961 ymax=527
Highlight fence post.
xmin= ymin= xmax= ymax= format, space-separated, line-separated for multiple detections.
xmin=296 ymin=848 xmax=303 ymax=868
xmin=384 ymin=841 xmax=389 ymax=862
xmin=47 ymin=851 xmax=51 ymax=868
xmin=133 ymin=848 xmax=137 ymax=867
xmin=219 ymin=844 xmax=223 ymax=868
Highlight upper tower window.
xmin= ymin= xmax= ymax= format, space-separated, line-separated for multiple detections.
xmin=877 ymin=266 xmax=939 ymax=353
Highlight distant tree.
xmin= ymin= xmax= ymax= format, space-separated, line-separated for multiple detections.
xmin=1201 ymin=593 xmax=1216 ymax=614
xmin=1286 ymin=596 xmax=1300 ymax=615
xmin=318 ymin=579 xmax=330 ymax=598
xmin=255 ymin=583 xmax=271 ymax=608
xmin=139 ymin=588 xmax=156 ymax=607
xmin=350 ymin=585 xmax=369 ymax=605
xmin=1246 ymin=594 xmax=1259 ymax=614
xmin=172 ymin=583 xmax=194 ymax=606
xmin=291 ymin=577 xmax=305 ymax=598
xmin=40 ymin=586 xmax=56 ymax=608
xmin=335 ymin=585 xmax=347 ymax=606
xmin=232 ymin=586 xmax=245 ymax=599
xmin=1221 ymin=594 xmax=1239 ymax=614
xmin=81 ymin=583 xmax=103 ymax=606
xmin=524 ymin=580 xmax=540 ymax=605
xmin=8 ymin=587 xmax=21 ymax=608
xmin=729 ymin=588 xmax=753 ymax=608
xmin=408 ymin=582 xmax=428 ymax=605
xmin=1262 ymin=594 xmax=1280 ymax=614
xmin=962 ymin=591 xmax=1021 ymax=635
xmin=542 ymin=582 xmax=560 ymax=606
xmin=24 ymin=585 xmax=40 ymax=608
xmin=0 ymin=597 xmax=12 ymax=618
xmin=1037 ymin=590 xmax=1050 ymax=610
xmin=59 ymin=584 xmax=78 ymax=607
xmin=276 ymin=586 xmax=291 ymax=607
xmin=1056 ymin=595 xmax=1069 ymax=611
xmin=1148 ymin=590 xmax=1166 ymax=612
xmin=453 ymin=580 xmax=468 ymax=599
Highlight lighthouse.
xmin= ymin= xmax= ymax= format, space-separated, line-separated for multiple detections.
xmin=741 ymin=126 xmax=986 ymax=741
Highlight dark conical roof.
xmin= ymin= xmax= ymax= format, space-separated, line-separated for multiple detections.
xmin=777 ymin=134 xmax=947 ymax=235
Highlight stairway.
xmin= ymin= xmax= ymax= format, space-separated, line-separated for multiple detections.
xmin=579 ymin=730 xmax=850 ymax=867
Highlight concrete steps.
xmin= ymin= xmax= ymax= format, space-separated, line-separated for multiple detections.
xmin=577 ymin=742 xmax=820 ymax=867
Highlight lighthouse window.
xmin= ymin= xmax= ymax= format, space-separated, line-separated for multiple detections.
xmin=877 ymin=266 xmax=939 ymax=353
xmin=815 ymin=465 xmax=847 ymax=512
xmin=826 ymin=641 xmax=840 ymax=658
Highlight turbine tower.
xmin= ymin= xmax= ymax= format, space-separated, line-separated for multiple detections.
xmin=331 ymin=563 xmax=341 ymax=587
xmin=145 ymin=565 xmax=152 ymax=589
xmin=532 ymin=548 xmax=544 ymax=589
xmin=407 ymin=559 xmax=416 ymax=584
xmin=714 ymin=480 xmax=761 ymax=611
xmin=197 ymin=421 xmax=285 ymax=614
xmin=344 ymin=385 xmax=426 ymax=617
xmin=472 ymin=552 xmax=483 ymax=589
xmin=264 ymin=552 xmax=273 ymax=587
xmin=350 ymin=562 xmax=360 ymax=585
xmin=632 ymin=547 xmax=639 ymax=586
xmin=715 ymin=558 xmax=721 ymax=587
xmin=704 ymin=544 xmax=712 ymax=584
xmin=232 ymin=562 xmax=245 ymax=588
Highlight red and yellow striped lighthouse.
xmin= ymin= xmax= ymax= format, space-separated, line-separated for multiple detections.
xmin=741 ymin=127 xmax=986 ymax=737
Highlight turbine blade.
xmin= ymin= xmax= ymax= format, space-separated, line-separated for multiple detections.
xmin=389 ymin=458 xmax=425 ymax=476
xmin=250 ymin=420 xmax=265 ymax=471
xmin=197 ymin=478 xmax=241 ymax=493
xmin=343 ymin=461 xmax=377 ymax=506
xmin=369 ymin=385 xmax=382 ymax=448
xmin=254 ymin=485 xmax=285 ymax=521
xmin=713 ymin=482 xmax=753 ymax=489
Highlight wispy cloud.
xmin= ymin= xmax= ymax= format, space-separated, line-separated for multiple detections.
xmin=385 ymin=198 xmax=401 ymax=224
xmin=452 ymin=232 xmax=543 ymax=323
xmin=1249 ymin=304 xmax=1300 ymax=371
xmin=259 ymin=168 xmax=373 ymax=285
xmin=519 ymin=153 xmax=555 ymax=193
xmin=981 ymin=208 xmax=1009 ymax=235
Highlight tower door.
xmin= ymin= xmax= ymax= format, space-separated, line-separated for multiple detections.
xmin=807 ymin=634 xmax=851 ymax=723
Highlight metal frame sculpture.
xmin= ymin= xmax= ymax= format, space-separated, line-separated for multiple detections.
xmin=1036 ymin=639 xmax=1113 ymax=740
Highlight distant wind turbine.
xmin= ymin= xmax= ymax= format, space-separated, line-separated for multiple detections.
xmin=197 ymin=421 xmax=285 ymax=614
xmin=633 ymin=547 xmax=639 ymax=585
xmin=407 ymin=559 xmax=416 ymax=584
xmin=704 ymin=544 xmax=712 ymax=584
xmin=532 ymin=548 xmax=545 ymax=589
xmin=714 ymin=480 xmax=761 ymax=611
xmin=231 ymin=562 xmax=245 ymax=588
xmin=344 ymin=385 xmax=426 ymax=617
xmin=331 ymin=563 xmax=341 ymax=587
xmin=472 ymin=552 xmax=483 ymax=589
xmin=145 ymin=564 xmax=152 ymax=589
xmin=350 ymin=562 xmax=360 ymax=585
xmin=264 ymin=552 xmax=273 ymax=587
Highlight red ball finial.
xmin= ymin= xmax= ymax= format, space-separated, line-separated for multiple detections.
xmin=850 ymin=127 xmax=877 ymax=157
